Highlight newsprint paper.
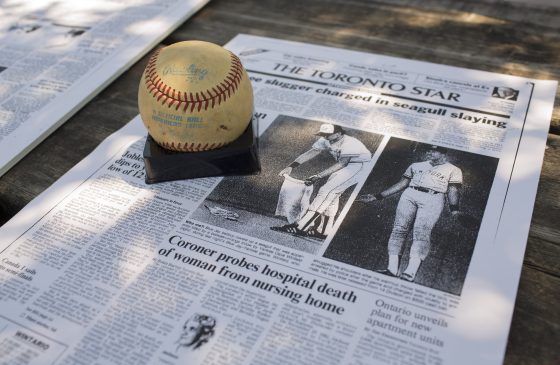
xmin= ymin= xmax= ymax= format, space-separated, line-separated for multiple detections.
xmin=0 ymin=0 xmax=209 ymax=177
xmin=0 ymin=34 xmax=556 ymax=365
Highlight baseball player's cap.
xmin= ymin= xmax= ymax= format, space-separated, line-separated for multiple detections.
xmin=316 ymin=123 xmax=345 ymax=136
xmin=428 ymin=145 xmax=448 ymax=153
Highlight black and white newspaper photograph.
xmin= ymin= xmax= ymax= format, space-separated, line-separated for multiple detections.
xmin=190 ymin=115 xmax=383 ymax=254
xmin=324 ymin=138 xmax=498 ymax=295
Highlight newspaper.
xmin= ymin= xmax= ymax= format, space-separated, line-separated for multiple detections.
xmin=0 ymin=0 xmax=210 ymax=177
xmin=0 ymin=34 xmax=556 ymax=365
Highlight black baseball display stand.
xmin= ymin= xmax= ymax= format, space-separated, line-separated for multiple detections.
xmin=143 ymin=117 xmax=260 ymax=184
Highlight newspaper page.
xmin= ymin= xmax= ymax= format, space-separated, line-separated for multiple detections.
xmin=0 ymin=34 xmax=556 ymax=365
xmin=0 ymin=0 xmax=210 ymax=177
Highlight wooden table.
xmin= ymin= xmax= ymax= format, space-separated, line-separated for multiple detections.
xmin=0 ymin=1 xmax=558 ymax=364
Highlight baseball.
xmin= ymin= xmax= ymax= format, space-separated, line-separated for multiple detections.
xmin=138 ymin=41 xmax=253 ymax=152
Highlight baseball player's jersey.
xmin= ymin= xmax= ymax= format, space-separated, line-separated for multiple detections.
xmin=312 ymin=135 xmax=371 ymax=162
xmin=405 ymin=161 xmax=462 ymax=193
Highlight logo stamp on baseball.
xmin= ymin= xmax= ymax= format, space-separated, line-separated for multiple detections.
xmin=138 ymin=41 xmax=254 ymax=152
xmin=161 ymin=64 xmax=208 ymax=82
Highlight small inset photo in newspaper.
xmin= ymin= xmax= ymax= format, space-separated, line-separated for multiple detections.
xmin=159 ymin=312 xmax=219 ymax=363
xmin=323 ymin=137 xmax=499 ymax=295
xmin=190 ymin=115 xmax=383 ymax=254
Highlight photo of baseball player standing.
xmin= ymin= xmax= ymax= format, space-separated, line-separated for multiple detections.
xmin=358 ymin=145 xmax=462 ymax=282
xmin=271 ymin=123 xmax=372 ymax=238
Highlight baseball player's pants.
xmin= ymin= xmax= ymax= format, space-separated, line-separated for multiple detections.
xmin=387 ymin=187 xmax=444 ymax=260
xmin=308 ymin=162 xmax=364 ymax=214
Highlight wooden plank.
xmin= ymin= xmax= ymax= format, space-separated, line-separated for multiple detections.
xmin=389 ymin=0 xmax=560 ymax=28
xmin=529 ymin=134 xmax=560 ymax=247
xmin=524 ymin=236 xmax=560 ymax=277
xmin=505 ymin=266 xmax=560 ymax=365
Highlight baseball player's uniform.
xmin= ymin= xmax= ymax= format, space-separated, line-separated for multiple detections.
xmin=388 ymin=161 xmax=462 ymax=259
xmin=308 ymin=135 xmax=371 ymax=214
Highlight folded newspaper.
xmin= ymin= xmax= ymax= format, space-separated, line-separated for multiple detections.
xmin=0 ymin=34 xmax=556 ymax=365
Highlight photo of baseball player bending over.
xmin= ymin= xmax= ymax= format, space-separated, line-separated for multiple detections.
xmin=189 ymin=115 xmax=382 ymax=255
xmin=358 ymin=145 xmax=461 ymax=282
xmin=271 ymin=123 xmax=372 ymax=239
xmin=323 ymin=138 xmax=498 ymax=295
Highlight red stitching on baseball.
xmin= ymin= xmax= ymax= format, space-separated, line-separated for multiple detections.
xmin=160 ymin=140 xmax=226 ymax=152
xmin=144 ymin=50 xmax=244 ymax=111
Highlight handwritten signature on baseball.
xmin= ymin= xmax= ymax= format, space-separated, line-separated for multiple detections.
xmin=162 ymin=64 xmax=208 ymax=81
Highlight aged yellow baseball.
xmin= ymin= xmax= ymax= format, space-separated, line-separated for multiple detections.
xmin=138 ymin=41 xmax=253 ymax=151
